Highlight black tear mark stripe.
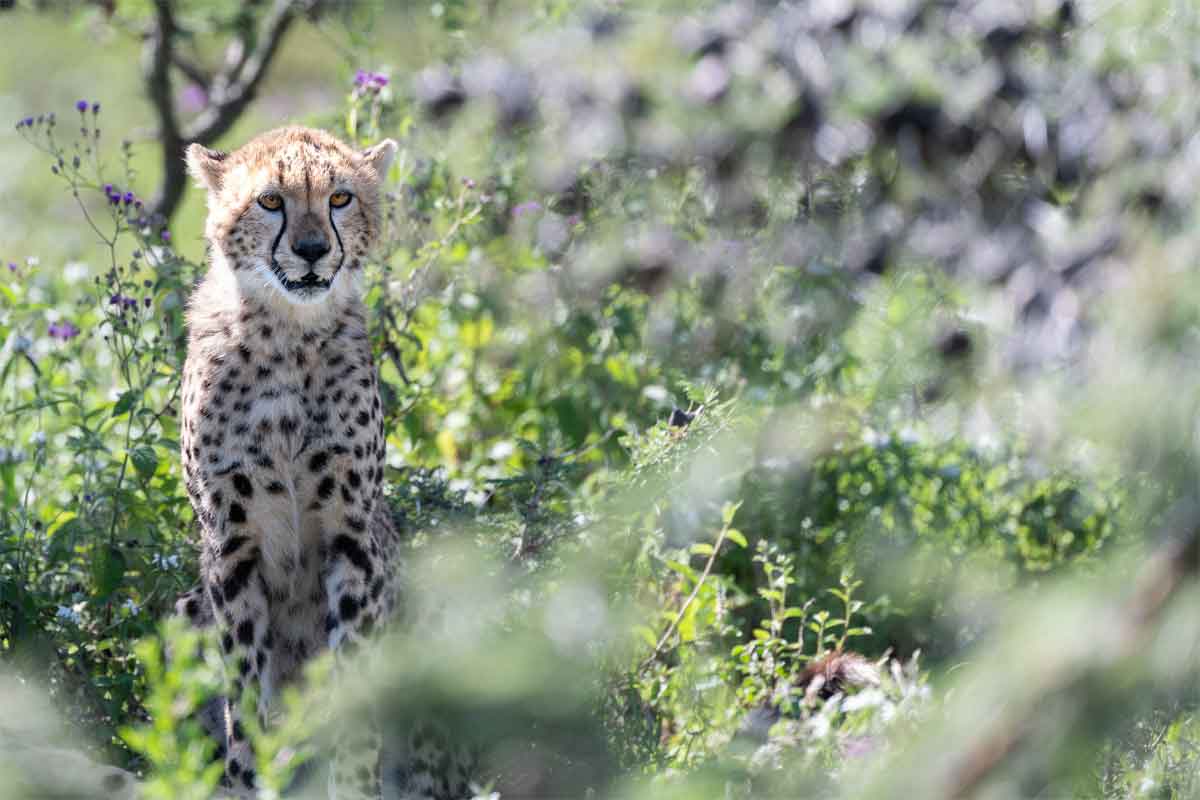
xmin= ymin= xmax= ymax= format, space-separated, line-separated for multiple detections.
xmin=328 ymin=201 xmax=345 ymax=274
xmin=270 ymin=202 xmax=288 ymax=271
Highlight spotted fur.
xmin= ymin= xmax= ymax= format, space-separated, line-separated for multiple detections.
xmin=181 ymin=126 xmax=402 ymax=799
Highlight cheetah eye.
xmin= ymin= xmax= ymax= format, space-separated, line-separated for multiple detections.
xmin=329 ymin=191 xmax=353 ymax=208
xmin=258 ymin=192 xmax=283 ymax=211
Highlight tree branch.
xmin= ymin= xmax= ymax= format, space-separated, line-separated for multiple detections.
xmin=144 ymin=0 xmax=314 ymax=222
xmin=169 ymin=51 xmax=212 ymax=91
xmin=143 ymin=0 xmax=185 ymax=221
xmin=184 ymin=0 xmax=300 ymax=145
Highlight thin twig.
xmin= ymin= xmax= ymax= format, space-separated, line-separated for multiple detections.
xmin=639 ymin=523 xmax=732 ymax=672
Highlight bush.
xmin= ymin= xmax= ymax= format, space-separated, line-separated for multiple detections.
xmin=1 ymin=1 xmax=1198 ymax=798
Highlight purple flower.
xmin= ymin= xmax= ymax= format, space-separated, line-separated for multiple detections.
xmin=512 ymin=201 xmax=543 ymax=218
xmin=20 ymin=116 xmax=34 ymax=128
xmin=7 ymin=262 xmax=16 ymax=272
xmin=143 ymin=297 xmax=152 ymax=308
xmin=48 ymin=320 xmax=80 ymax=341
xmin=180 ymin=84 xmax=207 ymax=113
xmin=103 ymin=183 xmax=114 ymax=196
xmin=160 ymin=230 xmax=171 ymax=242
xmin=354 ymin=69 xmax=370 ymax=87
xmin=370 ymin=73 xmax=389 ymax=88
xmin=91 ymin=102 xmax=100 ymax=114
xmin=123 ymin=192 xmax=134 ymax=204
xmin=75 ymin=100 xmax=89 ymax=113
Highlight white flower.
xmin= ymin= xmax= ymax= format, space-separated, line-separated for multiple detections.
xmin=56 ymin=604 xmax=83 ymax=624
xmin=151 ymin=553 xmax=181 ymax=569
xmin=122 ymin=598 xmax=140 ymax=615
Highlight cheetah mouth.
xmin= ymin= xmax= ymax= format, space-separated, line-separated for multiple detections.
xmin=269 ymin=260 xmax=336 ymax=295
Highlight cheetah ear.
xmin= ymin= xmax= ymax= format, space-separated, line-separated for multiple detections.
xmin=361 ymin=139 xmax=398 ymax=178
xmin=185 ymin=143 xmax=228 ymax=193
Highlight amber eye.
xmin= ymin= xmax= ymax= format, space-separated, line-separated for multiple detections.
xmin=258 ymin=192 xmax=283 ymax=211
xmin=330 ymin=191 xmax=353 ymax=208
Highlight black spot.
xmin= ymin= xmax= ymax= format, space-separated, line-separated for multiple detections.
xmin=229 ymin=502 xmax=247 ymax=523
xmin=229 ymin=759 xmax=242 ymax=777
xmin=256 ymin=366 xmax=272 ymax=380
xmin=232 ymin=473 xmax=253 ymax=497
xmin=184 ymin=597 xmax=199 ymax=618
xmin=345 ymin=514 xmax=366 ymax=532
xmin=356 ymin=410 xmax=370 ymax=426
xmin=237 ymin=344 xmax=252 ymax=362
xmin=332 ymin=534 xmax=373 ymax=579
xmin=219 ymin=535 xmax=249 ymax=558
xmin=211 ymin=489 xmax=224 ymax=507
xmin=341 ymin=485 xmax=354 ymax=503
xmin=339 ymin=593 xmax=360 ymax=621
xmin=271 ymin=351 xmax=285 ymax=364
xmin=221 ymin=632 xmax=234 ymax=653
xmin=221 ymin=553 xmax=256 ymax=602
xmin=236 ymin=619 xmax=254 ymax=645
xmin=318 ymin=475 xmax=336 ymax=499
xmin=233 ymin=720 xmax=246 ymax=741
xmin=256 ymin=649 xmax=267 ymax=671
xmin=233 ymin=423 xmax=250 ymax=435
xmin=280 ymin=416 xmax=298 ymax=434
xmin=260 ymin=325 xmax=273 ymax=338
xmin=266 ymin=480 xmax=286 ymax=494
xmin=308 ymin=450 xmax=329 ymax=472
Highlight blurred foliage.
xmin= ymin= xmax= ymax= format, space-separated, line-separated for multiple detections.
xmin=2 ymin=0 xmax=1199 ymax=799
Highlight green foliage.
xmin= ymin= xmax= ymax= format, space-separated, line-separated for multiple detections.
xmin=2 ymin=1 xmax=1199 ymax=798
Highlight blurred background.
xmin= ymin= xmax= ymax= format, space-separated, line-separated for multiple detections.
xmin=1 ymin=1 xmax=1198 ymax=798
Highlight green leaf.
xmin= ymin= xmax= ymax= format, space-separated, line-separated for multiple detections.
xmin=690 ymin=543 xmax=714 ymax=556
xmin=725 ymin=528 xmax=748 ymax=548
xmin=92 ymin=545 xmax=127 ymax=599
xmin=131 ymin=446 xmax=158 ymax=478
xmin=112 ymin=390 xmax=138 ymax=417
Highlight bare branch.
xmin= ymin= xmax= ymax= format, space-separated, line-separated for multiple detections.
xmin=145 ymin=0 xmax=316 ymax=221
xmin=169 ymin=51 xmax=212 ymax=91
xmin=143 ymin=0 xmax=185 ymax=220
xmin=184 ymin=0 xmax=301 ymax=146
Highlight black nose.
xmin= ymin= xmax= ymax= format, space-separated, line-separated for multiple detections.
xmin=292 ymin=237 xmax=330 ymax=265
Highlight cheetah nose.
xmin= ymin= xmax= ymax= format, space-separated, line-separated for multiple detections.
xmin=292 ymin=236 xmax=331 ymax=265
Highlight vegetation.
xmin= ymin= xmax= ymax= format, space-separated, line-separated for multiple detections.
xmin=0 ymin=1 xmax=1197 ymax=798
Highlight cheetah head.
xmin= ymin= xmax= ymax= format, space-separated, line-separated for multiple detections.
xmin=186 ymin=127 xmax=396 ymax=307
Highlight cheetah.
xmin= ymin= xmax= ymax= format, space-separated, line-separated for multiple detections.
xmin=180 ymin=126 xmax=409 ymax=799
